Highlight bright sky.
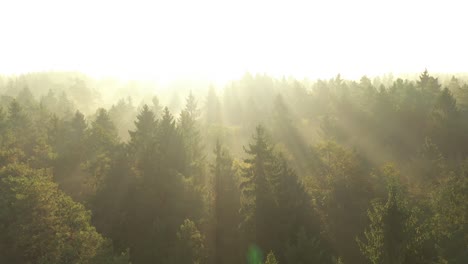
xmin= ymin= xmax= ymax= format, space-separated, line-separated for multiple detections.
xmin=0 ymin=0 xmax=467 ymax=82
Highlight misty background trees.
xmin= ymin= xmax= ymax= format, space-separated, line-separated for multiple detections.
xmin=0 ymin=70 xmax=467 ymax=263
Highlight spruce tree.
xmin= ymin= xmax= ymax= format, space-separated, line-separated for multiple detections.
xmin=211 ymin=140 xmax=241 ymax=264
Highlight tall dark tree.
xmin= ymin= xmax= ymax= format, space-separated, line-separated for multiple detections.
xmin=357 ymin=166 xmax=432 ymax=264
xmin=211 ymin=140 xmax=241 ymax=264
xmin=0 ymin=163 xmax=129 ymax=264
xmin=179 ymin=92 xmax=205 ymax=182
xmin=128 ymin=104 xmax=157 ymax=172
xmin=239 ymin=125 xmax=275 ymax=250
xmin=240 ymin=125 xmax=329 ymax=263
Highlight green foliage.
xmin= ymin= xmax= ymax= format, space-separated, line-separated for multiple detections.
xmin=128 ymin=104 xmax=157 ymax=170
xmin=357 ymin=165 xmax=426 ymax=264
xmin=240 ymin=125 xmax=329 ymax=262
xmin=179 ymin=92 xmax=205 ymax=182
xmin=0 ymin=163 xmax=129 ymax=264
xmin=210 ymin=140 xmax=241 ymax=264
xmin=430 ymin=165 xmax=468 ymax=263
xmin=1 ymin=71 xmax=468 ymax=264
xmin=264 ymin=251 xmax=278 ymax=264
xmin=171 ymin=219 xmax=207 ymax=264
xmin=89 ymin=108 xmax=119 ymax=152
xmin=109 ymin=98 xmax=137 ymax=141
xmin=285 ymin=227 xmax=327 ymax=264
xmin=239 ymin=125 xmax=276 ymax=246
xmin=308 ymin=141 xmax=371 ymax=263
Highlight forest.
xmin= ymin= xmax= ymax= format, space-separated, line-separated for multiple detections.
xmin=0 ymin=70 xmax=467 ymax=264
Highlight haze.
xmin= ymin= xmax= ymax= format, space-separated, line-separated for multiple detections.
xmin=1 ymin=0 xmax=467 ymax=82
xmin=1 ymin=1 xmax=468 ymax=264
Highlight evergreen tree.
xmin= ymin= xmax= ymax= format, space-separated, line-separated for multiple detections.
xmin=85 ymin=109 xmax=119 ymax=195
xmin=417 ymin=69 xmax=441 ymax=106
xmin=239 ymin=125 xmax=275 ymax=250
xmin=40 ymin=89 xmax=58 ymax=113
xmin=0 ymin=163 xmax=129 ymax=264
xmin=171 ymin=219 xmax=207 ymax=264
xmin=152 ymin=95 xmax=163 ymax=119
xmin=264 ymin=251 xmax=278 ymax=264
xmin=157 ymin=107 xmax=184 ymax=171
xmin=16 ymin=86 xmax=36 ymax=109
xmin=211 ymin=140 xmax=241 ymax=264
xmin=240 ymin=125 xmax=327 ymax=262
xmin=128 ymin=104 xmax=157 ymax=171
xmin=56 ymin=91 xmax=75 ymax=119
xmin=89 ymin=108 xmax=119 ymax=153
xmin=429 ymin=87 xmax=461 ymax=156
xmin=309 ymin=141 xmax=371 ymax=263
xmin=205 ymin=86 xmax=222 ymax=125
xmin=429 ymin=161 xmax=468 ymax=263
xmin=0 ymin=106 xmax=6 ymax=136
xmin=6 ymin=100 xmax=32 ymax=150
xmin=357 ymin=165 xmax=427 ymax=264
xmin=179 ymin=92 xmax=205 ymax=182
xmin=285 ymin=227 xmax=326 ymax=264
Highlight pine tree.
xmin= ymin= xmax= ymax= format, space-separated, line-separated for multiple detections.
xmin=40 ymin=89 xmax=58 ymax=113
xmin=205 ymin=86 xmax=221 ymax=125
xmin=16 ymin=86 xmax=36 ymax=109
xmin=429 ymin=88 xmax=461 ymax=156
xmin=417 ymin=69 xmax=441 ymax=106
xmin=211 ymin=140 xmax=241 ymax=264
xmin=309 ymin=141 xmax=371 ymax=263
xmin=109 ymin=97 xmax=137 ymax=141
xmin=171 ymin=219 xmax=207 ymax=264
xmin=85 ymin=109 xmax=119 ymax=195
xmin=157 ymin=107 xmax=183 ymax=172
xmin=430 ymin=163 xmax=468 ymax=263
xmin=70 ymin=110 xmax=88 ymax=144
xmin=239 ymin=125 xmax=274 ymax=249
xmin=89 ymin=108 xmax=118 ymax=153
xmin=56 ymin=91 xmax=75 ymax=119
xmin=179 ymin=92 xmax=205 ymax=182
xmin=0 ymin=163 xmax=129 ymax=264
xmin=357 ymin=165 xmax=423 ymax=264
xmin=6 ymin=100 xmax=32 ymax=150
xmin=285 ymin=227 xmax=327 ymax=264
xmin=128 ymin=104 xmax=157 ymax=171
xmin=264 ymin=251 xmax=278 ymax=264
xmin=7 ymin=99 xmax=29 ymax=131
xmin=151 ymin=95 xmax=163 ymax=119
xmin=0 ymin=106 xmax=6 ymax=135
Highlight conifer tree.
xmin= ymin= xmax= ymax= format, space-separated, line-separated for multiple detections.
xmin=205 ymin=86 xmax=222 ymax=125
xmin=171 ymin=219 xmax=207 ymax=264
xmin=128 ymin=104 xmax=157 ymax=171
xmin=264 ymin=251 xmax=278 ymax=264
xmin=179 ymin=92 xmax=205 ymax=182
xmin=211 ymin=140 xmax=241 ymax=264
xmin=0 ymin=163 xmax=129 ymax=264
xmin=357 ymin=166 xmax=424 ymax=264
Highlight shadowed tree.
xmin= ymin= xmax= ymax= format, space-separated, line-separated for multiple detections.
xmin=0 ymin=163 xmax=129 ymax=264
xmin=211 ymin=140 xmax=241 ymax=264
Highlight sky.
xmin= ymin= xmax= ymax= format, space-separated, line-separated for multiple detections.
xmin=0 ymin=0 xmax=467 ymax=83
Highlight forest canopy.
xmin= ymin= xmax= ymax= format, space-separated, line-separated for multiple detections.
xmin=0 ymin=70 xmax=467 ymax=264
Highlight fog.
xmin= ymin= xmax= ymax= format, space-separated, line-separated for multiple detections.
xmin=0 ymin=1 xmax=467 ymax=264
xmin=2 ymin=0 xmax=467 ymax=81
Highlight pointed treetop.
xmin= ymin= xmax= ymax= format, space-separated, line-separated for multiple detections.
xmin=184 ymin=91 xmax=200 ymax=119
xmin=264 ymin=251 xmax=279 ymax=264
